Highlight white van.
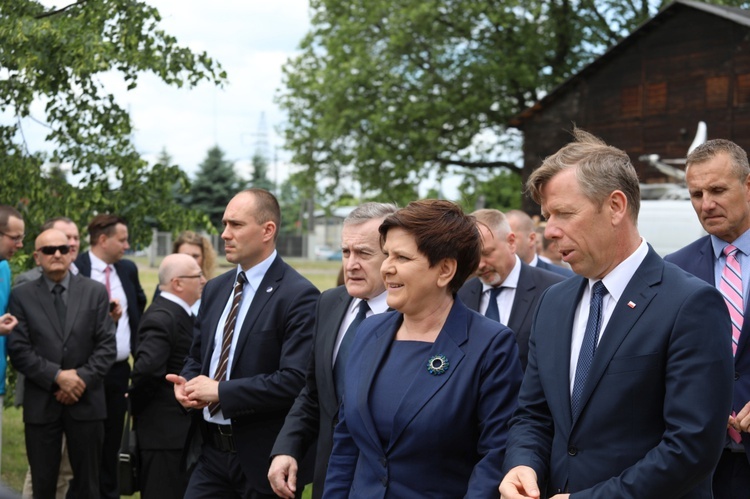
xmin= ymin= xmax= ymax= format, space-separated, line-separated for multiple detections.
xmin=637 ymin=199 xmax=706 ymax=257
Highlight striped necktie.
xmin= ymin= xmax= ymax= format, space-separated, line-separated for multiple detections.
xmin=720 ymin=245 xmax=744 ymax=443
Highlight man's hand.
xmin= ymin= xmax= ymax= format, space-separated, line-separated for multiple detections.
xmin=55 ymin=370 xmax=86 ymax=402
xmin=268 ymin=455 xmax=299 ymax=498
xmin=109 ymin=299 xmax=122 ymax=323
xmin=184 ymin=375 xmax=220 ymax=404
xmin=166 ymin=374 xmax=208 ymax=410
xmin=730 ymin=400 xmax=750 ymax=433
xmin=0 ymin=313 xmax=17 ymax=335
xmin=54 ymin=389 xmax=77 ymax=405
xmin=499 ymin=465 xmax=541 ymax=499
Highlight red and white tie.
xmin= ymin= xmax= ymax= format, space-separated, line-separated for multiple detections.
xmin=720 ymin=244 xmax=743 ymax=443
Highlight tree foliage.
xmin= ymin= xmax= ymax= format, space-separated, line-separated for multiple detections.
xmin=249 ymin=152 xmax=276 ymax=192
xmin=0 ymin=0 xmax=225 ymax=261
xmin=191 ymin=146 xmax=240 ymax=231
xmin=278 ymin=0 xmax=750 ymax=205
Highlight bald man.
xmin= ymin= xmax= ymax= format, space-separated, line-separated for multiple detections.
xmin=8 ymin=229 xmax=116 ymax=498
xmin=506 ymin=209 xmax=573 ymax=278
xmin=131 ymin=254 xmax=206 ymax=499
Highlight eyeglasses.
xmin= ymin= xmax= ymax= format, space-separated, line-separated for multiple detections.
xmin=0 ymin=231 xmax=24 ymax=244
xmin=175 ymin=272 xmax=203 ymax=279
xmin=38 ymin=245 xmax=71 ymax=255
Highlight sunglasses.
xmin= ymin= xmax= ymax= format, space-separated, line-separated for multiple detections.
xmin=38 ymin=245 xmax=71 ymax=255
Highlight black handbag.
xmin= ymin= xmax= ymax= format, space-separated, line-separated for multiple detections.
xmin=118 ymin=399 xmax=140 ymax=495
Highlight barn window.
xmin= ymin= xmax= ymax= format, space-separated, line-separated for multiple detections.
xmin=621 ymin=86 xmax=641 ymax=117
xmin=646 ymin=82 xmax=667 ymax=115
xmin=706 ymin=76 xmax=729 ymax=108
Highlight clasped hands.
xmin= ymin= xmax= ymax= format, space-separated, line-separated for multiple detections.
xmin=165 ymin=374 xmax=219 ymax=410
xmin=55 ymin=369 xmax=86 ymax=406
xmin=729 ymin=401 xmax=750 ymax=434
xmin=0 ymin=313 xmax=17 ymax=335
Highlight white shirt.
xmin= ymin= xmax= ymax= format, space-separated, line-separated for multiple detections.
xmin=89 ymin=252 xmax=130 ymax=362
xmin=205 ymin=250 xmax=277 ymax=424
xmin=569 ymin=238 xmax=649 ymax=394
xmin=159 ymin=291 xmax=193 ymax=316
xmin=480 ymin=255 xmax=521 ymax=325
xmin=332 ymin=290 xmax=389 ymax=366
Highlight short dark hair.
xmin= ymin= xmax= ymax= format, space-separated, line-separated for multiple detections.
xmin=0 ymin=205 xmax=22 ymax=231
xmin=379 ymin=199 xmax=480 ymax=295
xmin=88 ymin=214 xmax=127 ymax=246
xmin=241 ymin=188 xmax=281 ymax=242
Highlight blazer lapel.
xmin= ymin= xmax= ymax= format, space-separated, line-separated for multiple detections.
xmin=322 ymin=290 xmax=352 ymax=395
xmin=508 ymin=263 xmax=535 ymax=334
xmin=386 ymin=301 xmax=468 ymax=452
xmin=572 ymin=248 xmax=661 ymax=427
xmin=33 ymin=279 xmax=64 ymax=339
xmin=63 ymin=274 xmax=83 ymax=341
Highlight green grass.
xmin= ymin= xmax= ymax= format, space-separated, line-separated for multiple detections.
xmin=2 ymin=256 xmax=338 ymax=494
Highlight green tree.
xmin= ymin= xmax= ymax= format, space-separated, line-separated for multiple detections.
xmin=457 ymin=168 xmax=523 ymax=213
xmin=277 ymin=0 xmax=749 ymax=205
xmin=1 ymin=0 xmax=225 ymax=259
xmin=191 ymin=146 xmax=240 ymax=230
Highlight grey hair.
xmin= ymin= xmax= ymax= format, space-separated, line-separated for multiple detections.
xmin=686 ymin=139 xmax=750 ymax=182
xmin=343 ymin=202 xmax=399 ymax=226
xmin=472 ymin=209 xmax=511 ymax=239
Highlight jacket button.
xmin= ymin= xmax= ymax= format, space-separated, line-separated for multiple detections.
xmin=568 ymin=446 xmax=577 ymax=456
xmin=380 ymin=458 xmax=387 ymax=467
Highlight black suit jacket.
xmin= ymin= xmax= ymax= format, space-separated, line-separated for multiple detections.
xmin=181 ymin=255 xmax=320 ymax=495
xmin=130 ymin=295 xmax=194 ymax=450
xmin=458 ymin=262 xmax=565 ymax=369
xmin=536 ymin=258 xmax=575 ymax=277
xmin=8 ymin=273 xmax=117 ymax=423
xmin=75 ymin=251 xmax=147 ymax=350
xmin=666 ymin=235 xmax=750 ymax=463
xmin=272 ymin=285 xmax=352 ymax=499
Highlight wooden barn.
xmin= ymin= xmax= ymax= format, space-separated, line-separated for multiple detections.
xmin=510 ymin=0 xmax=750 ymax=212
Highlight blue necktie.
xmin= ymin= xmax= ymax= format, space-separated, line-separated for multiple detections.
xmin=484 ymin=287 xmax=503 ymax=322
xmin=333 ymin=300 xmax=370 ymax=402
xmin=571 ymin=281 xmax=607 ymax=420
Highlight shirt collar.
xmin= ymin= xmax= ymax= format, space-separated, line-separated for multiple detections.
xmin=711 ymin=229 xmax=750 ymax=259
xmin=43 ymin=271 xmax=71 ymax=292
xmin=595 ymin=237 xmax=649 ymax=303
xmin=88 ymin=251 xmax=110 ymax=272
xmin=350 ymin=290 xmax=389 ymax=315
xmin=238 ymin=249 xmax=277 ymax=293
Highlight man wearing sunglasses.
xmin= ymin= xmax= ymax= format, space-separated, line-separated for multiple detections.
xmin=8 ymin=228 xmax=116 ymax=498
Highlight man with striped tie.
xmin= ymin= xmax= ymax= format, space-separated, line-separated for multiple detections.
xmin=167 ymin=189 xmax=319 ymax=498
xmin=666 ymin=139 xmax=750 ymax=498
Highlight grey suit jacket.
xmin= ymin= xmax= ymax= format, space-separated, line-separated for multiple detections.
xmin=272 ymin=285 xmax=352 ymax=499
xmin=458 ymin=262 xmax=565 ymax=370
xmin=8 ymin=273 xmax=116 ymax=423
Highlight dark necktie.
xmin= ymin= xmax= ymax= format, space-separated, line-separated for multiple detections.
xmin=484 ymin=286 xmax=503 ymax=322
xmin=207 ymin=271 xmax=247 ymax=417
xmin=52 ymin=284 xmax=66 ymax=330
xmin=571 ymin=281 xmax=607 ymax=420
xmin=333 ymin=300 xmax=370 ymax=402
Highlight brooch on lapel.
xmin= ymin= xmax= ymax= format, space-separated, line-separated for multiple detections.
xmin=427 ymin=354 xmax=449 ymax=376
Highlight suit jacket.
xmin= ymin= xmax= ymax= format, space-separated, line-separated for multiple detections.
xmin=536 ymin=258 xmax=575 ymax=277
xmin=181 ymin=255 xmax=319 ymax=495
xmin=666 ymin=235 xmax=750 ymax=462
xmin=75 ymin=251 xmax=147 ymax=350
xmin=272 ymin=285 xmax=351 ymax=499
xmin=504 ymin=247 xmax=734 ymax=498
xmin=130 ymin=295 xmax=194 ymax=450
xmin=7 ymin=273 xmax=117 ymax=423
xmin=324 ymin=298 xmax=523 ymax=499
xmin=458 ymin=262 xmax=566 ymax=370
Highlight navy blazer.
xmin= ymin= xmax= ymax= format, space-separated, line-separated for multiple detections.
xmin=324 ymin=298 xmax=523 ymax=498
xmin=536 ymin=258 xmax=575 ymax=277
xmin=504 ymin=247 xmax=734 ymax=498
xmin=181 ymin=255 xmax=319 ymax=495
xmin=75 ymin=251 xmax=147 ymax=350
xmin=666 ymin=235 xmax=750 ymax=462
xmin=272 ymin=285 xmax=352 ymax=499
xmin=458 ymin=262 xmax=566 ymax=370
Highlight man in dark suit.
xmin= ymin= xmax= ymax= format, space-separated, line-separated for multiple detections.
xmin=75 ymin=213 xmax=146 ymax=499
xmin=131 ymin=253 xmax=206 ymax=499
xmin=665 ymin=139 xmax=750 ymax=498
xmin=8 ymin=228 xmax=116 ymax=498
xmin=499 ymin=129 xmax=734 ymax=498
xmin=167 ymin=188 xmax=319 ymax=498
xmin=506 ymin=209 xmax=574 ymax=277
xmin=268 ymin=202 xmax=397 ymax=499
xmin=458 ymin=209 xmax=564 ymax=370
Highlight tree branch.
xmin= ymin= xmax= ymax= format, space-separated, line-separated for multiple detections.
xmin=434 ymin=156 xmax=521 ymax=170
xmin=35 ymin=1 xmax=87 ymax=20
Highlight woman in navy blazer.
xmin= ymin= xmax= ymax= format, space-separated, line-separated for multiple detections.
xmin=324 ymin=200 xmax=523 ymax=498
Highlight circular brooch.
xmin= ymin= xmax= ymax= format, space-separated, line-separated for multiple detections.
xmin=427 ymin=354 xmax=449 ymax=376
